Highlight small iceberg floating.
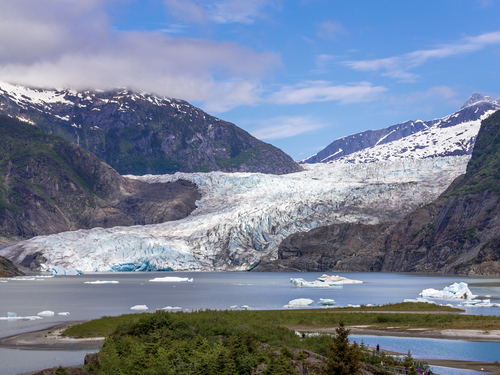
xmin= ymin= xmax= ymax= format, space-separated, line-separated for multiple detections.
xmin=37 ymin=310 xmax=55 ymax=316
xmin=58 ymin=312 xmax=71 ymax=316
xmin=84 ymin=280 xmax=119 ymax=284
xmin=283 ymin=298 xmax=314 ymax=308
xmin=420 ymin=282 xmax=477 ymax=300
xmin=159 ymin=306 xmax=182 ymax=310
xmin=148 ymin=277 xmax=193 ymax=283
xmin=130 ymin=305 xmax=148 ymax=310
xmin=291 ymin=274 xmax=362 ymax=288
xmin=318 ymin=298 xmax=335 ymax=306
xmin=1 ymin=312 xmax=42 ymax=321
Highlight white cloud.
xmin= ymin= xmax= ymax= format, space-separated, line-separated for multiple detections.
xmin=317 ymin=21 xmax=346 ymax=40
xmin=269 ymin=81 xmax=387 ymax=105
xmin=251 ymin=116 xmax=325 ymax=140
xmin=0 ymin=0 xmax=280 ymax=112
xmin=343 ymin=31 xmax=500 ymax=81
xmin=164 ymin=0 xmax=278 ymax=25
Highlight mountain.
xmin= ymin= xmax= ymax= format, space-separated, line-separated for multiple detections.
xmin=0 ymin=155 xmax=469 ymax=272
xmin=301 ymin=93 xmax=499 ymax=165
xmin=278 ymin=110 xmax=500 ymax=276
xmin=0 ymin=114 xmax=201 ymax=251
xmin=0 ymin=82 xmax=301 ymax=175
xmin=0 ymin=255 xmax=23 ymax=277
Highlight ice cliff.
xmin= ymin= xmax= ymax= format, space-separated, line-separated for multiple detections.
xmin=1 ymin=156 xmax=470 ymax=272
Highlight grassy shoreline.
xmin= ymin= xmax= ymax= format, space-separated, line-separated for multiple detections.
xmin=61 ymin=302 xmax=500 ymax=339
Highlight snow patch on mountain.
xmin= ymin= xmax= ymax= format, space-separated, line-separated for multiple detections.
xmin=1 ymin=156 xmax=470 ymax=272
xmin=329 ymin=109 xmax=496 ymax=164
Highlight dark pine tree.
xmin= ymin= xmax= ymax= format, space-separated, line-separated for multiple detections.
xmin=324 ymin=322 xmax=361 ymax=375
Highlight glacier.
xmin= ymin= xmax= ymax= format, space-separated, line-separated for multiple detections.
xmin=0 ymin=155 xmax=470 ymax=272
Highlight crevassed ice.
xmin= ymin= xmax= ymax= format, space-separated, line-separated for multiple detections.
xmin=1 ymin=155 xmax=470 ymax=272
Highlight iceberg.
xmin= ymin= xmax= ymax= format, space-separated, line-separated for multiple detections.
xmin=291 ymin=274 xmax=362 ymax=288
xmin=130 ymin=305 xmax=148 ymax=310
xmin=459 ymin=299 xmax=500 ymax=307
xmin=51 ymin=266 xmax=83 ymax=276
xmin=159 ymin=306 xmax=182 ymax=310
xmin=317 ymin=274 xmax=363 ymax=284
xmin=84 ymin=280 xmax=119 ymax=284
xmin=284 ymin=298 xmax=314 ymax=308
xmin=148 ymin=277 xmax=193 ymax=283
xmin=7 ymin=312 xmax=17 ymax=318
xmin=58 ymin=312 xmax=70 ymax=316
xmin=419 ymin=282 xmax=477 ymax=300
xmin=37 ymin=310 xmax=55 ymax=316
xmin=318 ymin=298 xmax=335 ymax=306
xmin=1 ymin=315 xmax=42 ymax=321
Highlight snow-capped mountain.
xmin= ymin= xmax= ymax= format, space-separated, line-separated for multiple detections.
xmin=301 ymin=93 xmax=499 ymax=165
xmin=1 ymin=155 xmax=469 ymax=272
xmin=0 ymin=82 xmax=300 ymax=175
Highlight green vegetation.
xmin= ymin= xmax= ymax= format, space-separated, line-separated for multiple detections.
xmin=0 ymin=115 xmax=102 ymax=212
xmin=63 ymin=303 xmax=500 ymax=341
xmin=450 ymin=109 xmax=500 ymax=196
xmin=81 ymin=310 xmax=429 ymax=375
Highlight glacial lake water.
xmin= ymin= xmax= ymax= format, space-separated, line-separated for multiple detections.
xmin=1 ymin=271 xmax=500 ymax=374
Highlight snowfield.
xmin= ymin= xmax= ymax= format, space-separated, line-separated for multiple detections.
xmin=1 ymin=155 xmax=470 ymax=272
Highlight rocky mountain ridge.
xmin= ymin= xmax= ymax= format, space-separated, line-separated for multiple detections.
xmin=0 ymin=82 xmax=301 ymax=175
xmin=0 ymin=115 xmax=201 ymax=249
xmin=302 ymin=93 xmax=499 ymax=165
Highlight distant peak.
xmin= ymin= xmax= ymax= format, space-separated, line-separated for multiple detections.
xmin=461 ymin=92 xmax=490 ymax=109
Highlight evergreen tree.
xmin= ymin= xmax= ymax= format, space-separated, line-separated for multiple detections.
xmin=324 ymin=322 xmax=360 ymax=375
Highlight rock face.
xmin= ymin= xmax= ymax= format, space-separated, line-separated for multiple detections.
xmin=0 ymin=255 xmax=24 ymax=277
xmin=0 ymin=115 xmax=200 ymax=247
xmin=0 ymin=82 xmax=301 ymax=175
xmin=254 ymin=222 xmax=393 ymax=272
xmin=301 ymin=93 xmax=499 ymax=164
xmin=335 ymin=110 xmax=500 ymax=276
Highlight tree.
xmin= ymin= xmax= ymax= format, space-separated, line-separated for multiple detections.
xmin=324 ymin=322 xmax=360 ymax=375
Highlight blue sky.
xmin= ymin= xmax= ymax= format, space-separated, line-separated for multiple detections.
xmin=1 ymin=0 xmax=500 ymax=160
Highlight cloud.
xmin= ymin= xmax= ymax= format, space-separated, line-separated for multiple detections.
xmin=343 ymin=31 xmax=500 ymax=81
xmin=0 ymin=0 xmax=280 ymax=112
xmin=317 ymin=21 xmax=346 ymax=40
xmin=164 ymin=0 xmax=278 ymax=25
xmin=251 ymin=116 xmax=325 ymax=140
xmin=269 ymin=81 xmax=387 ymax=105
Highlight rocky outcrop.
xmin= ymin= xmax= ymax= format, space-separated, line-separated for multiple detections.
xmin=0 ymin=255 xmax=24 ymax=277
xmin=0 ymin=83 xmax=301 ymax=175
xmin=0 ymin=115 xmax=200 ymax=247
xmin=254 ymin=222 xmax=393 ymax=272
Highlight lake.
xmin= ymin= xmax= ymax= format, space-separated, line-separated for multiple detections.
xmin=1 ymin=271 xmax=499 ymax=374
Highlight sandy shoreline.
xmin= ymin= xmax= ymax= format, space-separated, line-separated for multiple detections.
xmin=0 ymin=321 xmax=104 ymax=350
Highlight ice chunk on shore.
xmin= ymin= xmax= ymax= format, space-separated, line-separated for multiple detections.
xmin=51 ymin=266 xmax=83 ymax=276
xmin=149 ymin=277 xmax=193 ymax=282
xmin=130 ymin=305 xmax=148 ymax=310
xmin=420 ymin=282 xmax=477 ymax=299
xmin=284 ymin=298 xmax=314 ymax=308
xmin=37 ymin=310 xmax=55 ymax=316
xmin=84 ymin=280 xmax=119 ymax=284
xmin=317 ymin=274 xmax=363 ymax=284
xmin=58 ymin=312 xmax=70 ymax=316
xmin=318 ymin=298 xmax=335 ymax=305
